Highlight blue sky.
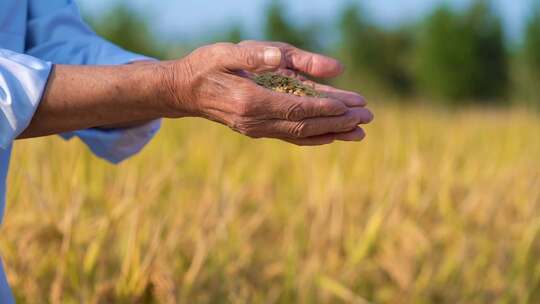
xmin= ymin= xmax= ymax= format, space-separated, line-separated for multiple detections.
xmin=78 ymin=0 xmax=534 ymax=44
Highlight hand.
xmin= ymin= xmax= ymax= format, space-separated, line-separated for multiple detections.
xmin=164 ymin=41 xmax=373 ymax=146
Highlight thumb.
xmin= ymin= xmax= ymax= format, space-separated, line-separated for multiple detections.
xmin=221 ymin=45 xmax=283 ymax=73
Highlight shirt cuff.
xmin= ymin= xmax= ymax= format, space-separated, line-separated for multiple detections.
xmin=0 ymin=49 xmax=52 ymax=149
xmin=61 ymin=119 xmax=161 ymax=164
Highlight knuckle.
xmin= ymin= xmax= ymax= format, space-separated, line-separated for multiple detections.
xmin=304 ymin=56 xmax=315 ymax=74
xmin=232 ymin=83 xmax=264 ymax=117
xmin=289 ymin=121 xmax=307 ymax=138
xmin=231 ymin=117 xmax=249 ymax=134
xmin=285 ymin=102 xmax=307 ymax=121
xmin=343 ymin=115 xmax=359 ymax=130
xmin=208 ymin=43 xmax=235 ymax=58
xmin=348 ymin=113 xmax=360 ymax=125
xmin=323 ymin=99 xmax=346 ymax=116
xmin=230 ymin=117 xmax=262 ymax=138
xmin=244 ymin=50 xmax=258 ymax=69
xmin=197 ymin=43 xmax=235 ymax=68
xmin=211 ymin=42 xmax=235 ymax=51
xmin=236 ymin=98 xmax=257 ymax=117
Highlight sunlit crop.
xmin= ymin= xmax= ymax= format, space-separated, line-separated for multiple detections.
xmin=3 ymin=103 xmax=540 ymax=303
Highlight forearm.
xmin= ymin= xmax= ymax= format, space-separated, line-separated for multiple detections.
xmin=18 ymin=62 xmax=173 ymax=139
xmin=96 ymin=61 xmax=162 ymax=130
xmin=16 ymin=40 xmax=373 ymax=147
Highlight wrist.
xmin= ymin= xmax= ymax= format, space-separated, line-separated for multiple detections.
xmin=116 ymin=62 xmax=177 ymax=119
xmin=159 ymin=58 xmax=199 ymax=118
xmin=140 ymin=61 xmax=179 ymax=118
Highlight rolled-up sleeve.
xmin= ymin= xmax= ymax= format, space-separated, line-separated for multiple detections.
xmin=61 ymin=121 xmax=161 ymax=164
xmin=0 ymin=49 xmax=51 ymax=149
xmin=24 ymin=0 xmax=161 ymax=163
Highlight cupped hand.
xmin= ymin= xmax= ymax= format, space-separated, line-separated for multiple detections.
xmin=164 ymin=40 xmax=373 ymax=146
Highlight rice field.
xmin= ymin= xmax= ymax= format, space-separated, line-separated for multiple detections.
xmin=3 ymin=103 xmax=540 ymax=303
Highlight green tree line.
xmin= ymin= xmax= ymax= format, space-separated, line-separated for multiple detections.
xmin=87 ymin=0 xmax=540 ymax=106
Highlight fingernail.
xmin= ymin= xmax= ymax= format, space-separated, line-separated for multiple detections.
xmin=349 ymin=94 xmax=367 ymax=107
xmin=348 ymin=129 xmax=365 ymax=142
xmin=366 ymin=110 xmax=374 ymax=123
xmin=360 ymin=113 xmax=373 ymax=124
xmin=358 ymin=95 xmax=368 ymax=106
xmin=264 ymin=47 xmax=282 ymax=66
xmin=357 ymin=129 xmax=366 ymax=141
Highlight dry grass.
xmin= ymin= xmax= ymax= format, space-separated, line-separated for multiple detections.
xmin=3 ymin=104 xmax=540 ymax=303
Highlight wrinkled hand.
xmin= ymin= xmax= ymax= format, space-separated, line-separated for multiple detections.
xmin=164 ymin=40 xmax=373 ymax=146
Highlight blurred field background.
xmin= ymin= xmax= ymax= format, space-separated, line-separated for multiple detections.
xmin=4 ymin=0 xmax=540 ymax=303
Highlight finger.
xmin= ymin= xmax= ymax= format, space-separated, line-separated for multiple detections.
xmin=308 ymin=82 xmax=368 ymax=107
xmin=282 ymin=134 xmax=336 ymax=146
xmin=267 ymin=107 xmax=374 ymax=138
xmin=239 ymin=41 xmax=343 ymax=78
xmin=217 ymin=43 xmax=283 ymax=73
xmin=254 ymin=86 xmax=348 ymax=120
xmin=284 ymin=47 xmax=344 ymax=78
xmin=281 ymin=127 xmax=365 ymax=146
xmin=333 ymin=127 xmax=366 ymax=142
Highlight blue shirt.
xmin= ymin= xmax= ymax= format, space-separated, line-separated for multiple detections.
xmin=0 ymin=1 xmax=161 ymax=301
